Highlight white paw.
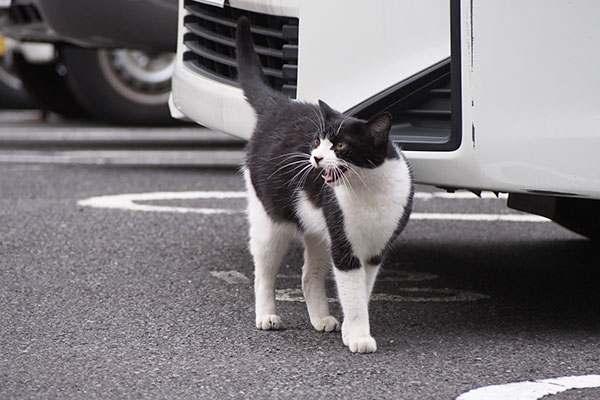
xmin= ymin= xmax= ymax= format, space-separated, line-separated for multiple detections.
xmin=256 ymin=314 xmax=283 ymax=330
xmin=348 ymin=335 xmax=377 ymax=353
xmin=341 ymin=321 xmax=349 ymax=346
xmin=312 ymin=316 xmax=341 ymax=332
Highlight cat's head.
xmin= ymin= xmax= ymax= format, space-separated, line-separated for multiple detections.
xmin=310 ymin=100 xmax=395 ymax=186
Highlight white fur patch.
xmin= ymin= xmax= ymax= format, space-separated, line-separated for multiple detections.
xmin=334 ymin=158 xmax=411 ymax=263
xmin=310 ymin=138 xmax=336 ymax=168
xmin=295 ymin=191 xmax=330 ymax=243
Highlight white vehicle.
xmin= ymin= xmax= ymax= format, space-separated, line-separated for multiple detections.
xmin=170 ymin=0 xmax=600 ymax=240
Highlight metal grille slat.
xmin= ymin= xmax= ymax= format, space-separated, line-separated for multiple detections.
xmin=184 ymin=37 xmax=283 ymax=79
xmin=184 ymin=22 xmax=284 ymax=59
xmin=182 ymin=0 xmax=298 ymax=98
xmin=185 ymin=3 xmax=285 ymax=40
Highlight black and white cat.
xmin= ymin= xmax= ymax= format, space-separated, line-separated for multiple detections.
xmin=236 ymin=17 xmax=413 ymax=353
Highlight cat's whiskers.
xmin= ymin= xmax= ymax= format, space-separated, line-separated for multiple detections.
xmin=298 ymin=165 xmax=314 ymax=189
xmin=268 ymin=159 xmax=311 ymax=179
xmin=266 ymin=152 xmax=311 ymax=180
xmin=337 ymin=165 xmax=360 ymax=207
xmin=269 ymin=152 xmax=310 ymax=162
xmin=341 ymin=161 xmax=369 ymax=189
xmin=287 ymin=163 xmax=313 ymax=189
xmin=335 ymin=114 xmax=351 ymax=137
xmin=309 ymin=107 xmax=326 ymax=135
xmin=299 ymin=115 xmax=323 ymax=135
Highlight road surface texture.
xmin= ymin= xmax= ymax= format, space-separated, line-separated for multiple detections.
xmin=1 ymin=114 xmax=599 ymax=399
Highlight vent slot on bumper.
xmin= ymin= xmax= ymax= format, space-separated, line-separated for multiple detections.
xmin=347 ymin=59 xmax=457 ymax=151
xmin=182 ymin=0 xmax=299 ymax=98
xmin=347 ymin=0 xmax=462 ymax=152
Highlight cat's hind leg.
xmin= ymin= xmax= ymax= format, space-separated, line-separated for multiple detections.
xmin=301 ymin=234 xmax=340 ymax=332
xmin=245 ymin=171 xmax=294 ymax=330
xmin=248 ymin=212 xmax=293 ymax=330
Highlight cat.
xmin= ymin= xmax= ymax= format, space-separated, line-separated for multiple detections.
xmin=236 ymin=16 xmax=414 ymax=353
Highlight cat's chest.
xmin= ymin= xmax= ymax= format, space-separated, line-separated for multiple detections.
xmin=338 ymin=189 xmax=406 ymax=258
xmin=335 ymin=161 xmax=411 ymax=260
xmin=294 ymin=159 xmax=412 ymax=261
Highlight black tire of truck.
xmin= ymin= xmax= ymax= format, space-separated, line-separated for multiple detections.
xmin=59 ymin=45 xmax=177 ymax=126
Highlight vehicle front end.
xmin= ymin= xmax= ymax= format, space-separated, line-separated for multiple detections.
xmin=170 ymin=0 xmax=600 ymax=239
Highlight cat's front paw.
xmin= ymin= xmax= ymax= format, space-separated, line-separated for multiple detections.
xmin=348 ymin=335 xmax=377 ymax=354
xmin=311 ymin=316 xmax=340 ymax=332
xmin=256 ymin=314 xmax=283 ymax=330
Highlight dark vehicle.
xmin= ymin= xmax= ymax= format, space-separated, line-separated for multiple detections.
xmin=0 ymin=0 xmax=178 ymax=124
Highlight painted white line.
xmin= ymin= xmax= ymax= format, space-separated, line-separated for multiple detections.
xmin=0 ymin=126 xmax=241 ymax=143
xmin=275 ymin=287 xmax=488 ymax=303
xmin=209 ymin=270 xmax=487 ymax=303
xmin=278 ymin=271 xmax=440 ymax=283
xmin=457 ymin=374 xmax=600 ymax=399
xmin=379 ymin=271 xmax=439 ymax=282
xmin=210 ymin=271 xmax=251 ymax=284
xmin=78 ymin=191 xmax=246 ymax=215
xmin=77 ymin=191 xmax=549 ymax=222
xmin=415 ymin=192 xmax=508 ymax=200
xmin=412 ymin=213 xmax=548 ymax=222
xmin=0 ymin=150 xmax=244 ymax=166
xmin=371 ymin=288 xmax=489 ymax=302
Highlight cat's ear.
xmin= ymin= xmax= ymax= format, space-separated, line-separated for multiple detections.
xmin=365 ymin=113 xmax=392 ymax=146
xmin=318 ymin=99 xmax=337 ymax=119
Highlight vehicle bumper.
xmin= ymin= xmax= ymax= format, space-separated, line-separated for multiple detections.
xmin=170 ymin=0 xmax=450 ymax=140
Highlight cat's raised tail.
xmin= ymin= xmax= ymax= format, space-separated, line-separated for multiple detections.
xmin=235 ymin=16 xmax=282 ymax=114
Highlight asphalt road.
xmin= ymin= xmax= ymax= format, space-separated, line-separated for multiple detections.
xmin=1 ymin=115 xmax=599 ymax=399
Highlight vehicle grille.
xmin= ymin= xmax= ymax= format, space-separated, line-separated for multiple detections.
xmin=182 ymin=0 xmax=299 ymax=98
xmin=7 ymin=4 xmax=43 ymax=24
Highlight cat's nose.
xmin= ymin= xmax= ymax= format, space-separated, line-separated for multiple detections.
xmin=313 ymin=156 xmax=323 ymax=165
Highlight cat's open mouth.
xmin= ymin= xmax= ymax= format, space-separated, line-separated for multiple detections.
xmin=322 ymin=166 xmax=348 ymax=184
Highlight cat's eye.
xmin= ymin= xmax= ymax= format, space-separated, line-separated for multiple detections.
xmin=335 ymin=142 xmax=348 ymax=151
xmin=314 ymin=138 xmax=321 ymax=147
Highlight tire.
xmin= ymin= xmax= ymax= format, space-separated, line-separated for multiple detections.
xmin=60 ymin=45 xmax=177 ymax=125
xmin=11 ymin=52 xmax=88 ymax=118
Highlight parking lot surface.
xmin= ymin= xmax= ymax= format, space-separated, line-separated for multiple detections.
xmin=1 ymin=117 xmax=599 ymax=399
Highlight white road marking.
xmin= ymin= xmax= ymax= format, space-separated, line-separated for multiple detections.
xmin=0 ymin=150 xmax=244 ymax=167
xmin=412 ymin=213 xmax=548 ymax=222
xmin=77 ymin=191 xmax=549 ymax=222
xmin=209 ymin=271 xmax=251 ymax=284
xmin=78 ymin=191 xmax=246 ymax=215
xmin=415 ymin=192 xmax=508 ymax=200
xmin=275 ymin=288 xmax=488 ymax=303
xmin=457 ymin=374 xmax=600 ymax=399
xmin=278 ymin=271 xmax=440 ymax=282
xmin=379 ymin=271 xmax=439 ymax=282
xmin=211 ymin=270 xmax=488 ymax=303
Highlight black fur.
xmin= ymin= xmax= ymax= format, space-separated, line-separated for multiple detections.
xmin=236 ymin=16 xmax=410 ymax=270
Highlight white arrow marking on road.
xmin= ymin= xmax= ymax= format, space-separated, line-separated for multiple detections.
xmin=78 ymin=191 xmax=550 ymax=222
xmin=456 ymin=374 xmax=600 ymax=399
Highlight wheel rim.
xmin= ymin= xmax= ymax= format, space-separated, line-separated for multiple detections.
xmin=97 ymin=49 xmax=174 ymax=106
